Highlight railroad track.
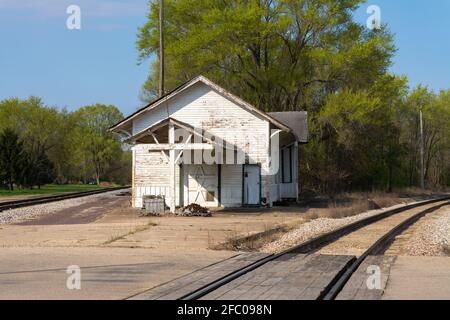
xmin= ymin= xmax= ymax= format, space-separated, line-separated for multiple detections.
xmin=0 ymin=186 xmax=130 ymax=212
xmin=319 ymin=199 xmax=450 ymax=300
xmin=174 ymin=196 xmax=450 ymax=301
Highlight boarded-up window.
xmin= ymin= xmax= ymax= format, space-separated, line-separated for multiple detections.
xmin=206 ymin=190 xmax=215 ymax=202
xmin=281 ymin=147 xmax=292 ymax=183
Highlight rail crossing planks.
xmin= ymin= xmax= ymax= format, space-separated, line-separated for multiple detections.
xmin=129 ymin=253 xmax=270 ymax=300
xmin=200 ymin=254 xmax=354 ymax=300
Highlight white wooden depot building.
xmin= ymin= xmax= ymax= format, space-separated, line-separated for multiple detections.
xmin=110 ymin=76 xmax=308 ymax=212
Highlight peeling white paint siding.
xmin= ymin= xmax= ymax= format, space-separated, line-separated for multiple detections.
xmin=133 ymin=106 xmax=168 ymax=135
xmin=132 ymin=145 xmax=179 ymax=208
xmin=133 ymin=83 xmax=269 ymax=164
xmin=261 ymin=175 xmax=281 ymax=204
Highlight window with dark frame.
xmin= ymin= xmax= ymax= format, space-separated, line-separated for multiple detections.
xmin=281 ymin=146 xmax=292 ymax=184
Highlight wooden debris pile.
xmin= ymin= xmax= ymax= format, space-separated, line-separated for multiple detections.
xmin=177 ymin=203 xmax=212 ymax=217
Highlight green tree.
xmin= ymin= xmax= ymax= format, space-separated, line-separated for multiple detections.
xmin=46 ymin=108 xmax=79 ymax=184
xmin=138 ymin=0 xmax=395 ymax=112
xmin=0 ymin=98 xmax=131 ymax=187
xmin=137 ymin=0 xmax=401 ymax=195
xmin=35 ymin=151 xmax=56 ymax=188
xmin=0 ymin=129 xmax=26 ymax=190
xmin=312 ymin=75 xmax=408 ymax=194
xmin=102 ymin=150 xmax=132 ymax=185
xmin=0 ymin=97 xmax=64 ymax=185
xmin=19 ymin=150 xmax=56 ymax=189
xmin=403 ymin=87 xmax=450 ymax=188
xmin=73 ymin=104 xmax=124 ymax=185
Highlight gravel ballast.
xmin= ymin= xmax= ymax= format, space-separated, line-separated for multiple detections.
xmin=402 ymin=206 xmax=450 ymax=256
xmin=0 ymin=190 xmax=124 ymax=225
xmin=260 ymin=202 xmax=412 ymax=253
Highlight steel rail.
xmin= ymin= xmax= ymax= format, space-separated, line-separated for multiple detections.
xmin=0 ymin=186 xmax=130 ymax=212
xmin=180 ymin=195 xmax=450 ymax=300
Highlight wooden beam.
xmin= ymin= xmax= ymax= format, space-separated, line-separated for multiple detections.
xmin=266 ymin=125 xmax=272 ymax=207
xmin=295 ymin=141 xmax=299 ymax=203
xmin=174 ymin=134 xmax=193 ymax=164
xmin=151 ymin=132 xmax=169 ymax=162
xmin=132 ymin=148 xmax=136 ymax=207
xmin=169 ymin=118 xmax=215 ymax=145
xmin=169 ymin=123 xmax=176 ymax=213
xmin=146 ymin=143 xmax=214 ymax=151
xmin=218 ymin=164 xmax=222 ymax=206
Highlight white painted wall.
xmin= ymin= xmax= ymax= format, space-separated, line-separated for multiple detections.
xmin=132 ymin=145 xmax=179 ymax=208
xmin=133 ymin=82 xmax=269 ymax=164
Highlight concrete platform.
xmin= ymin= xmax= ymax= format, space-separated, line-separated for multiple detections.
xmin=382 ymin=256 xmax=450 ymax=300
xmin=337 ymin=255 xmax=450 ymax=300
xmin=0 ymin=247 xmax=235 ymax=300
xmin=336 ymin=255 xmax=396 ymax=300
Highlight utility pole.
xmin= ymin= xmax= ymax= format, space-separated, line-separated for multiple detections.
xmin=159 ymin=0 xmax=165 ymax=97
xmin=419 ymin=109 xmax=425 ymax=189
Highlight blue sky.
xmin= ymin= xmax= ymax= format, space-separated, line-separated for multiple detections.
xmin=0 ymin=0 xmax=449 ymax=116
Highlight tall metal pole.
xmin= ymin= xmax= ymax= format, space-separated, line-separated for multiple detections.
xmin=159 ymin=0 xmax=165 ymax=97
xmin=419 ymin=109 xmax=425 ymax=189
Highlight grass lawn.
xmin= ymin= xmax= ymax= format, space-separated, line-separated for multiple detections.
xmin=0 ymin=184 xmax=106 ymax=197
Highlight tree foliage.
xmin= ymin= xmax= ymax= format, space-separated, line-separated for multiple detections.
xmin=0 ymin=98 xmax=130 ymax=190
xmin=138 ymin=0 xmax=395 ymax=112
xmin=401 ymin=87 xmax=450 ymax=188
xmin=315 ymin=75 xmax=408 ymax=193
xmin=138 ymin=0 xmax=449 ymax=194
xmin=72 ymin=104 xmax=125 ymax=185
xmin=0 ymin=129 xmax=25 ymax=190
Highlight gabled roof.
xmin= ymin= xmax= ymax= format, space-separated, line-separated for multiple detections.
xmin=109 ymin=75 xmax=292 ymax=133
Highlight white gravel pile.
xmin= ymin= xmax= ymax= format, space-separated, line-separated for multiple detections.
xmin=403 ymin=207 xmax=450 ymax=256
xmin=0 ymin=190 xmax=123 ymax=225
xmin=261 ymin=210 xmax=387 ymax=253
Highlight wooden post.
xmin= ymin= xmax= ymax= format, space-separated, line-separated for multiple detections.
xmin=266 ymin=177 xmax=272 ymax=207
xmin=169 ymin=122 xmax=176 ymax=212
xmin=295 ymin=141 xmax=300 ymax=203
xmin=266 ymin=125 xmax=272 ymax=207
xmin=132 ymin=147 xmax=136 ymax=208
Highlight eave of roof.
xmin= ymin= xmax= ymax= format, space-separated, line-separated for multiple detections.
xmin=125 ymin=117 xmax=215 ymax=145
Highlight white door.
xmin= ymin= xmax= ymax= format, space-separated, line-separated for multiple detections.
xmin=244 ymin=165 xmax=260 ymax=205
xmin=185 ymin=165 xmax=218 ymax=207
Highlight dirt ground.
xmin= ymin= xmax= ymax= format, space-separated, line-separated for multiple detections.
xmin=1 ymin=191 xmax=440 ymax=251
xmin=0 ymin=194 xmax=45 ymax=203
xmin=0 ymin=194 xmax=304 ymax=299
xmin=1 ymin=191 xmax=448 ymax=299
xmin=0 ymin=195 xmax=305 ymax=250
